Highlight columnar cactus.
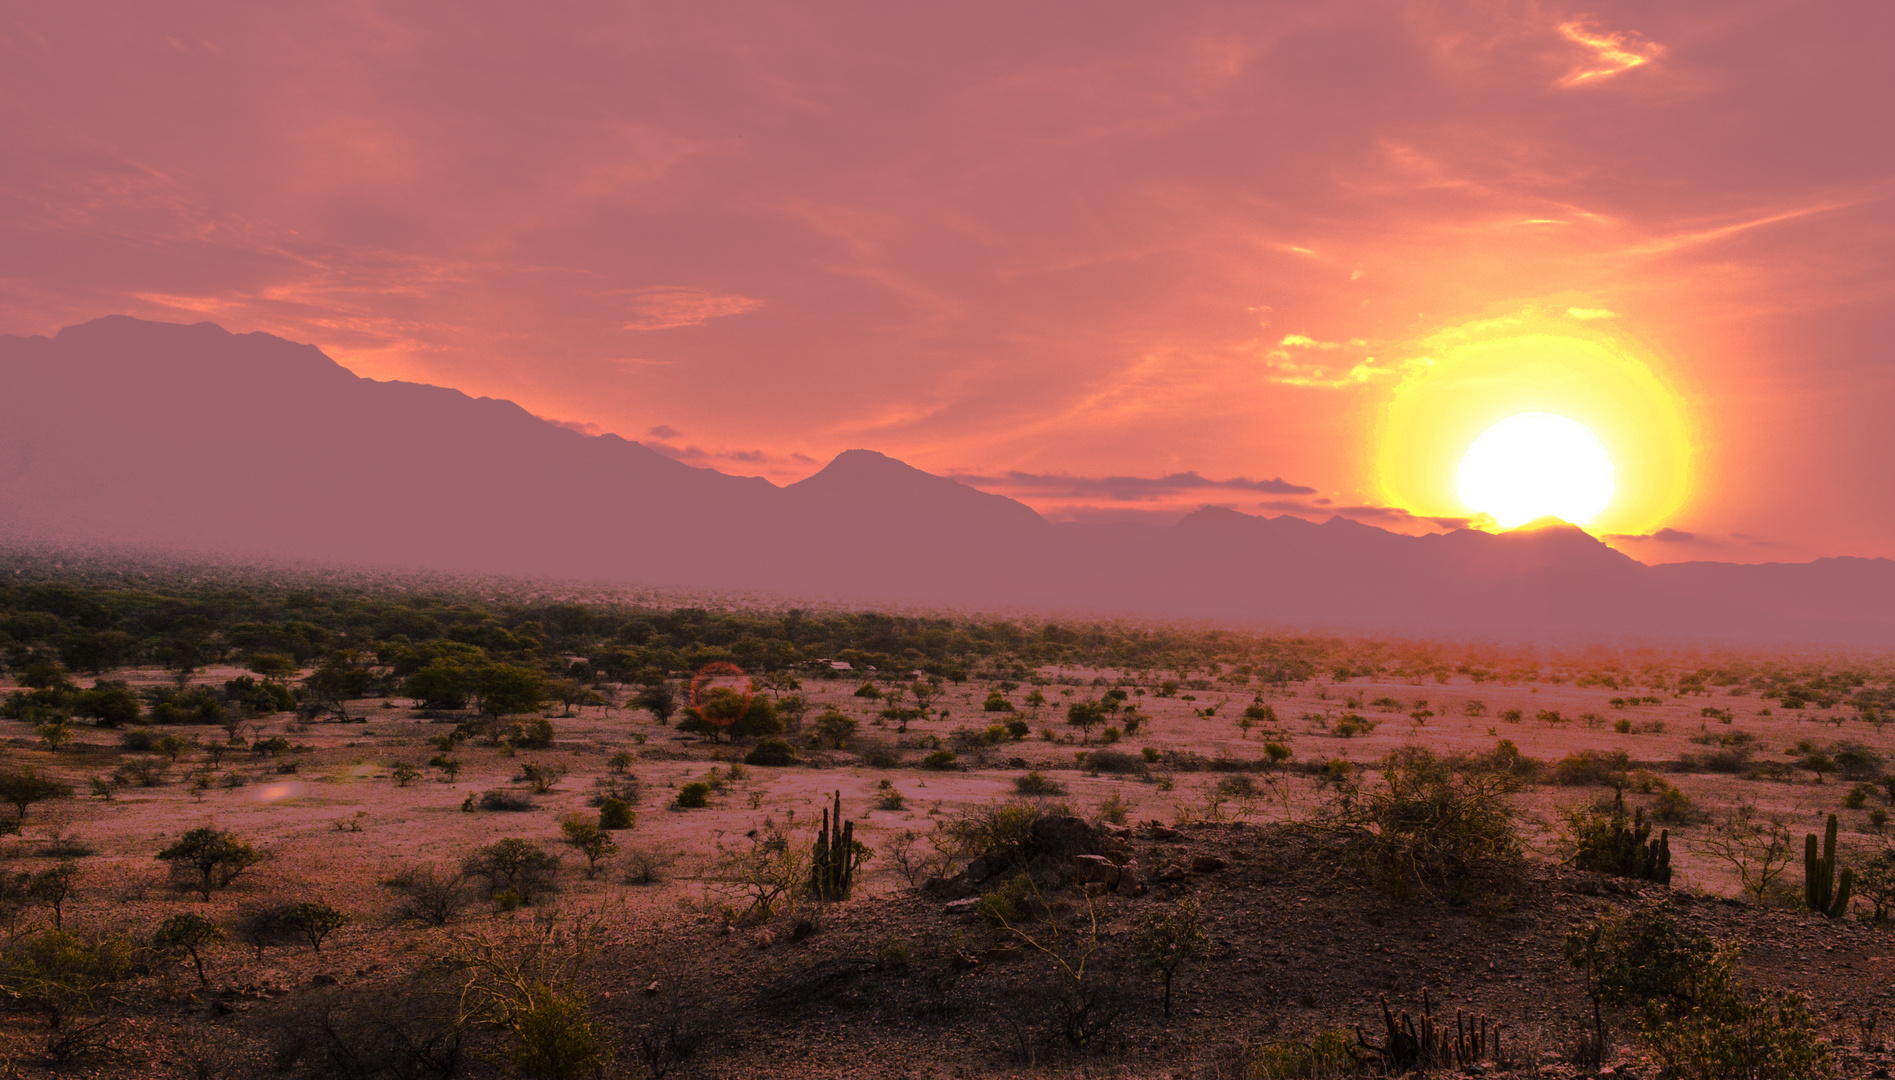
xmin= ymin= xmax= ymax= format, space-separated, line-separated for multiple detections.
xmin=810 ymin=790 xmax=857 ymax=901
xmin=1804 ymin=813 xmax=1855 ymax=918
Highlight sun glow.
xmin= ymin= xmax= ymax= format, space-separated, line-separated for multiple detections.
xmin=1456 ymin=413 xmax=1614 ymax=528
xmin=1374 ymin=312 xmax=1694 ymax=535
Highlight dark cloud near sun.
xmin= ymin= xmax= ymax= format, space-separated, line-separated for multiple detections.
xmin=951 ymin=470 xmax=1317 ymax=503
xmin=1606 ymin=527 xmax=1699 ymax=543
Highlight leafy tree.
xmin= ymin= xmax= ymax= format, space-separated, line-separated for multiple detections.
xmin=157 ymin=826 xmax=263 ymax=900
xmin=153 ymin=913 xmax=225 ymax=985
xmin=303 ymin=649 xmax=377 ymax=720
xmin=635 ymin=682 xmax=678 ymax=725
xmin=0 ymin=767 xmax=72 ymax=820
xmin=404 ymin=660 xmax=472 ymax=710
xmin=476 ymin=664 xmax=546 ymax=718
xmin=72 ymin=681 xmax=140 ymax=727
xmin=35 ymin=718 xmax=73 ymax=752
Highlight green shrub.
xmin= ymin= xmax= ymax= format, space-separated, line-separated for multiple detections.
xmin=921 ymin=750 xmax=958 ymax=770
xmin=508 ymin=988 xmax=603 ymax=1080
xmin=975 ymin=874 xmax=1036 ymax=926
xmin=744 ymin=739 xmax=798 ymax=767
xmin=598 ymin=797 xmax=636 ymax=830
xmin=675 ymin=782 xmax=712 ymax=808
xmin=1330 ymin=746 xmax=1522 ymax=897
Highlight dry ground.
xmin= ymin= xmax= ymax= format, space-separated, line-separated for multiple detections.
xmin=0 ymin=666 xmax=1889 ymax=1076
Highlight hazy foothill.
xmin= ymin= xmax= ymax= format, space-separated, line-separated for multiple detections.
xmin=0 ymin=550 xmax=1888 ymax=1078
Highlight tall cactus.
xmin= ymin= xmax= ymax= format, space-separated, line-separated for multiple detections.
xmin=1804 ymin=813 xmax=1855 ymax=918
xmin=810 ymin=790 xmax=858 ymax=901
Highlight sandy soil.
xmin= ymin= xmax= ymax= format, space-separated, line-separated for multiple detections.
xmin=0 ymin=666 xmax=1887 ymax=1076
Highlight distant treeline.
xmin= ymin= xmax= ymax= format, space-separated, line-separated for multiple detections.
xmin=0 ymin=549 xmax=1891 ymax=714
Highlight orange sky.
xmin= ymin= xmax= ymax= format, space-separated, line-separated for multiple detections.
xmin=3 ymin=2 xmax=1892 ymax=561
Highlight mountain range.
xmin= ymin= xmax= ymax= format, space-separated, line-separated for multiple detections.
xmin=4 ymin=316 xmax=1892 ymax=645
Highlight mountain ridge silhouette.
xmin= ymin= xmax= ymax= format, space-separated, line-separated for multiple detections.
xmin=4 ymin=316 xmax=1891 ymax=644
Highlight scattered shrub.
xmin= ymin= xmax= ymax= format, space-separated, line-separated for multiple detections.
xmin=675 ymin=782 xmax=712 ymax=808
xmin=1083 ymin=748 xmax=1146 ymax=775
xmin=1014 ymin=771 xmax=1069 ymax=797
xmin=462 ymin=839 xmax=561 ymax=904
xmin=476 ymin=789 xmax=536 ymax=812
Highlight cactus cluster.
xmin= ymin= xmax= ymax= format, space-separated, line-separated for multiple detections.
xmin=810 ymin=790 xmax=858 ymax=901
xmin=1804 ymin=813 xmax=1854 ymax=918
xmin=1357 ymin=989 xmax=1499 ymax=1071
xmin=1574 ymin=791 xmax=1672 ymax=885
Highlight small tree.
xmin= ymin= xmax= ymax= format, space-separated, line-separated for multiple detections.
xmin=231 ymin=904 xmax=297 ymax=960
xmin=157 ymin=827 xmax=263 ymax=900
xmin=28 ymin=862 xmax=80 ymax=929
xmin=280 ymin=901 xmax=348 ymax=955
xmin=560 ymin=814 xmax=619 ymax=879
xmin=391 ymin=761 xmax=422 ymax=787
xmin=0 ymin=767 xmax=72 ymax=821
xmin=154 ymin=913 xmax=225 ymax=985
xmin=1693 ymin=802 xmax=1795 ymax=905
xmin=1066 ymin=700 xmax=1108 ymax=743
xmin=36 ymin=719 xmax=74 ymax=753
xmin=1132 ymin=898 xmax=1215 ymax=1018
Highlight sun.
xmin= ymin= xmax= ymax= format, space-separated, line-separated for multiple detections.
xmin=1456 ymin=413 xmax=1614 ymax=529
xmin=1373 ymin=311 xmax=1694 ymax=535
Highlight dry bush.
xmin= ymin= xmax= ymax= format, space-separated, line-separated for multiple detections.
xmin=382 ymin=865 xmax=474 ymax=926
xmin=621 ymin=846 xmax=678 ymax=886
xmin=1553 ymin=749 xmax=1633 ymax=787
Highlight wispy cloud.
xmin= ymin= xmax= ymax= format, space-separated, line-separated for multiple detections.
xmin=1556 ymin=21 xmax=1664 ymax=87
xmin=621 ymin=287 xmax=764 ymax=331
xmin=1261 ymin=334 xmax=1430 ymax=389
